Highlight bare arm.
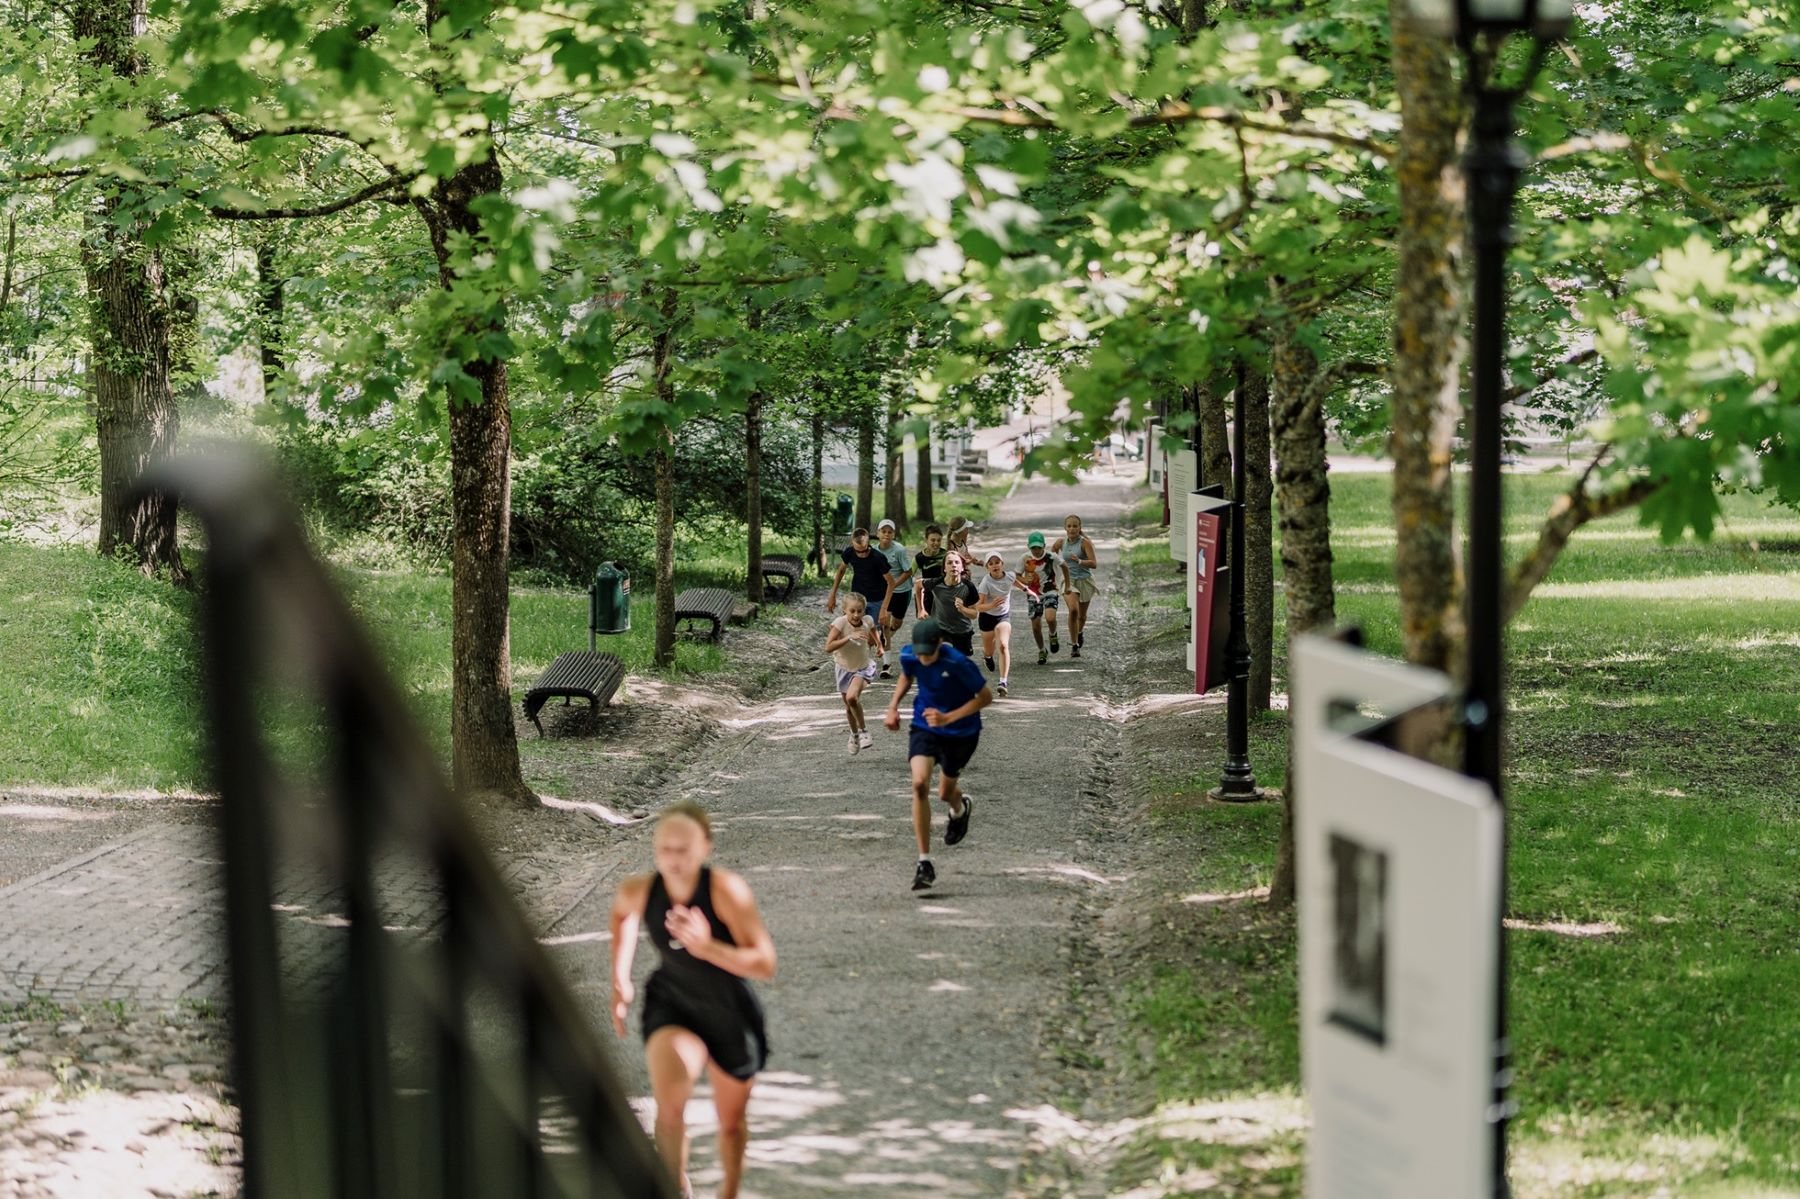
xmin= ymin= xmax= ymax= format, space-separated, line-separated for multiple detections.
xmin=682 ymin=870 xmax=777 ymax=981
xmin=885 ymin=670 xmax=915 ymax=728
xmin=608 ymin=875 xmax=652 ymax=1036
xmin=828 ymin=560 xmax=847 ymax=609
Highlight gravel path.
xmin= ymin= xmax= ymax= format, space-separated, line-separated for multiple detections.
xmin=547 ymin=467 xmax=1140 ymax=1198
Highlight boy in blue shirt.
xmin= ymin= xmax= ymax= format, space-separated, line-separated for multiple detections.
xmin=883 ymin=618 xmax=994 ymax=891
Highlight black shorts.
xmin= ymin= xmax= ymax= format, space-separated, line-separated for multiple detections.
xmin=907 ymin=726 xmax=980 ymax=777
xmin=944 ymin=630 xmax=974 ymax=656
xmin=640 ymin=973 xmax=769 ymax=1081
xmin=977 ymin=611 xmax=1009 ymax=633
xmin=885 ymin=590 xmax=912 ymax=621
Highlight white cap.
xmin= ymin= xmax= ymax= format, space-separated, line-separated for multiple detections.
xmin=877 ymin=519 xmax=897 ymax=531
xmin=985 ymin=551 xmax=1004 ymax=564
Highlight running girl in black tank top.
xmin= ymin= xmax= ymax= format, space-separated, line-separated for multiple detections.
xmin=611 ymin=802 xmax=776 ymax=1199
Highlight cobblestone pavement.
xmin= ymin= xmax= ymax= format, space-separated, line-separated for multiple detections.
xmin=0 ymin=823 xmax=606 ymax=1008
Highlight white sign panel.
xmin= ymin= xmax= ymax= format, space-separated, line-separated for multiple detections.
xmin=1147 ymin=422 xmax=1164 ymax=489
xmin=1293 ymin=637 xmax=1501 ymax=1199
xmin=1165 ymin=448 xmax=1196 ymax=562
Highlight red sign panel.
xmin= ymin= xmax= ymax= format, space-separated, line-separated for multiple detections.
xmin=1194 ymin=509 xmax=1223 ymax=695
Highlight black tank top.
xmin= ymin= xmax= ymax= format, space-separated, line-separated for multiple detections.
xmin=646 ymin=868 xmax=747 ymax=998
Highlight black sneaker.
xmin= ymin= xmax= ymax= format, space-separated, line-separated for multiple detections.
xmin=984 ymin=655 xmax=997 ymax=673
xmin=1037 ymin=649 xmax=1048 ymax=665
xmin=1050 ymin=634 xmax=1061 ymax=654
xmin=945 ymin=797 xmax=973 ymax=846
xmin=911 ymin=859 xmax=937 ymax=891
xmin=1071 ymin=645 xmax=1082 ymax=659
xmin=880 ymin=663 xmax=892 ymax=679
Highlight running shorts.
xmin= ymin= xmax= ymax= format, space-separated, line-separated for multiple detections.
xmin=977 ymin=611 xmax=1008 ymax=632
xmin=885 ymin=590 xmax=912 ymax=621
xmin=907 ymin=726 xmax=981 ymax=778
xmin=640 ymin=974 xmax=770 ymax=1080
xmin=944 ymin=630 xmax=974 ymax=656
xmin=1027 ymin=592 xmax=1059 ymax=619
xmin=836 ymin=662 xmax=878 ymax=694
xmin=1071 ymin=578 xmax=1096 ymax=603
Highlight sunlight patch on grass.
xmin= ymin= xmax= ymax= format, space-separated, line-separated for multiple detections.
xmin=1531 ymin=574 xmax=1800 ymax=601
xmin=1515 ymin=1116 xmax=1752 ymax=1199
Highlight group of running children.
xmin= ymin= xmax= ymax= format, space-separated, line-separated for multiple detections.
xmin=608 ymin=512 xmax=1101 ymax=1199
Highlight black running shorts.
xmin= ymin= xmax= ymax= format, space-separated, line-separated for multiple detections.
xmin=641 ymin=974 xmax=769 ymax=1081
xmin=944 ymin=630 xmax=974 ymax=656
xmin=977 ymin=611 xmax=1008 ymax=632
xmin=908 ymin=726 xmax=980 ymax=777
xmin=885 ymin=590 xmax=912 ymax=621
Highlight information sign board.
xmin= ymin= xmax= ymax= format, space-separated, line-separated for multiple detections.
xmin=1292 ymin=637 xmax=1502 ymax=1199
xmin=1165 ymin=448 xmax=1196 ymax=561
xmin=1187 ymin=494 xmax=1230 ymax=691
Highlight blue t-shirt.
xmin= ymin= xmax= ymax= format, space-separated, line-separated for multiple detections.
xmin=899 ymin=644 xmax=987 ymax=737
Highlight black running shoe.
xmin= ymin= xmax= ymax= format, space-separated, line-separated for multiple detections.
xmin=1050 ymin=634 xmax=1061 ymax=654
xmin=1071 ymin=645 xmax=1082 ymax=659
xmin=1037 ymin=649 xmax=1048 ymax=665
xmin=911 ymin=859 xmax=936 ymax=891
xmin=880 ymin=663 xmax=892 ymax=679
xmin=945 ymin=796 xmax=973 ymax=846
xmin=984 ymin=655 xmax=997 ymax=673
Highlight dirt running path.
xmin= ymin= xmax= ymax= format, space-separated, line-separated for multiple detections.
xmin=548 ymin=468 xmax=1140 ymax=1198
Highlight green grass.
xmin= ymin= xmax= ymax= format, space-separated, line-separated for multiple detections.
xmin=1122 ymin=472 xmax=1800 ymax=1196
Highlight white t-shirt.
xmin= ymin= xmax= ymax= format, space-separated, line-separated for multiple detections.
xmin=976 ymin=570 xmax=1016 ymax=618
xmin=829 ymin=614 xmax=878 ymax=671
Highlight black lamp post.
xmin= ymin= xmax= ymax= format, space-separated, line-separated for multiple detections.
xmin=1404 ymin=1 xmax=1568 ymax=1194
xmin=1210 ymin=359 xmax=1262 ymax=802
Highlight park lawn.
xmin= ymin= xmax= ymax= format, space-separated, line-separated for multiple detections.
xmin=1124 ymin=471 xmax=1800 ymax=1195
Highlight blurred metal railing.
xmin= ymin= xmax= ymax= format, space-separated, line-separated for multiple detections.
xmin=147 ymin=452 xmax=674 ymax=1199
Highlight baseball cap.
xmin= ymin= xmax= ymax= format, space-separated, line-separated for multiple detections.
xmin=984 ymin=551 xmax=1004 ymax=565
xmin=911 ymin=617 xmax=944 ymax=648
xmin=877 ymin=518 xmax=897 ymax=531
xmin=1027 ymin=531 xmax=1046 ymax=548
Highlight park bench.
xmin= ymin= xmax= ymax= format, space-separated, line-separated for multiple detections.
xmin=759 ymin=554 xmax=804 ymax=601
xmin=674 ymin=587 xmax=737 ymax=640
xmin=523 ymin=651 xmax=626 ymax=737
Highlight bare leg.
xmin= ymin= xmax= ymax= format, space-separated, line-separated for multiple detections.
xmin=1030 ymin=615 xmax=1045 ymax=651
xmin=980 ymin=626 xmax=997 ymax=664
xmin=1078 ymin=599 xmax=1092 ymax=642
xmin=910 ymin=753 xmax=935 ymax=855
xmin=995 ymin=621 xmax=1011 ymax=679
xmin=647 ymin=1027 xmax=709 ymax=1195
xmin=845 ymin=676 xmax=868 ymax=733
xmin=708 ymin=1064 xmax=755 ymax=1199
xmin=940 ymin=767 xmax=964 ymax=815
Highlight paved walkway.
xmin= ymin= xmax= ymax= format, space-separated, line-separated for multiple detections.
xmin=549 ymin=467 xmax=1138 ymax=1196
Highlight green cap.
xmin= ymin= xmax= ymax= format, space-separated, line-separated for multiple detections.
xmin=1027 ymin=531 xmax=1046 ymax=548
xmin=911 ymin=617 xmax=944 ymax=649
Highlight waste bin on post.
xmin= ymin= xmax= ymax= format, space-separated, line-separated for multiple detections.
xmin=832 ymin=492 xmax=854 ymax=538
xmin=589 ymin=563 xmax=631 ymax=648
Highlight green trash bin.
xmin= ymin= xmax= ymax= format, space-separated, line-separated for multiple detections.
xmin=589 ymin=562 xmax=631 ymax=646
xmin=832 ymin=492 xmax=854 ymax=537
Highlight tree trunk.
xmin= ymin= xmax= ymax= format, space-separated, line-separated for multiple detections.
xmin=855 ymin=404 xmax=875 ymax=530
xmin=884 ymin=392 xmax=906 ymax=528
xmin=415 ymin=146 xmax=530 ymax=804
xmin=1244 ymin=365 xmax=1274 ymax=713
xmin=1266 ymin=335 xmax=1338 ymax=911
xmin=73 ymin=0 xmax=186 ymax=583
xmin=745 ymin=383 xmax=764 ymax=605
xmin=652 ymin=292 xmax=679 ymax=667
xmin=1198 ymin=380 xmax=1232 ymax=490
xmin=255 ymin=235 xmax=285 ymax=395
xmin=915 ymin=428 xmax=935 ymax=523
xmin=811 ymin=411 xmax=825 ymax=574
xmin=1390 ymin=0 xmax=1466 ymax=677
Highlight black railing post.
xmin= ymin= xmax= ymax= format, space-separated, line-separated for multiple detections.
xmin=1212 ymin=360 xmax=1263 ymax=802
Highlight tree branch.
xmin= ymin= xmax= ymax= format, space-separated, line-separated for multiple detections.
xmin=1300 ymin=359 xmax=1384 ymax=410
xmin=1506 ymin=345 xmax=1599 ymax=403
xmin=207 ymin=173 xmax=418 ymax=220
xmin=940 ymin=101 xmax=1394 ymax=157
xmin=1504 ymin=465 xmax=1664 ymax=623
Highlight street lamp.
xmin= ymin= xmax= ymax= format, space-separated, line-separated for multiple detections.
xmin=1402 ymin=1 xmax=1569 ymax=1195
xmin=1210 ymin=359 xmax=1262 ymax=803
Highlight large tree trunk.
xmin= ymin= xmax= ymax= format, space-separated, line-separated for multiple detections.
xmin=1390 ymin=0 xmax=1466 ymax=677
xmin=73 ymin=0 xmax=186 ymax=583
xmin=855 ymin=404 xmax=875 ymax=530
xmin=745 ymin=385 xmax=764 ymax=605
xmin=811 ymin=411 xmax=825 ymax=574
xmin=416 ymin=147 xmax=530 ymax=804
xmin=1266 ymin=335 xmax=1338 ymax=911
xmin=915 ymin=428 xmax=935 ymax=523
xmin=1244 ymin=365 xmax=1274 ymax=713
xmin=255 ymin=235 xmax=285 ymax=395
xmin=884 ymin=392 xmax=906 ymax=528
xmin=1198 ymin=379 xmax=1232 ymax=490
xmin=652 ymin=293 xmax=679 ymax=667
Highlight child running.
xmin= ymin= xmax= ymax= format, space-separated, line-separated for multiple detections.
xmin=924 ymin=550 xmax=981 ymax=657
xmin=913 ymin=524 xmax=947 ymax=617
xmin=827 ymin=527 xmax=897 ymax=641
xmin=883 ymin=617 xmax=993 ymax=892
xmin=1053 ymin=514 xmax=1099 ymax=658
xmin=972 ymin=550 xmax=1021 ymax=698
xmin=945 ymin=515 xmax=975 ymax=564
xmin=1017 ymin=531 xmax=1066 ymax=666
xmin=825 ymin=593 xmax=881 ymax=754
xmin=873 ymin=518 xmax=914 ymax=678
xmin=610 ymin=802 xmax=776 ymax=1199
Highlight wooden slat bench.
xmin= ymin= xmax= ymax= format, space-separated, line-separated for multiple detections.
xmin=522 ymin=651 xmax=625 ymax=737
xmin=759 ymin=554 xmax=804 ymax=601
xmin=674 ymin=587 xmax=737 ymax=640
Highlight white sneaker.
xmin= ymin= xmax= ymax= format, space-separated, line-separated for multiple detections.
xmin=858 ymin=730 xmax=873 ymax=750
xmin=848 ymin=732 xmax=860 ymax=755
